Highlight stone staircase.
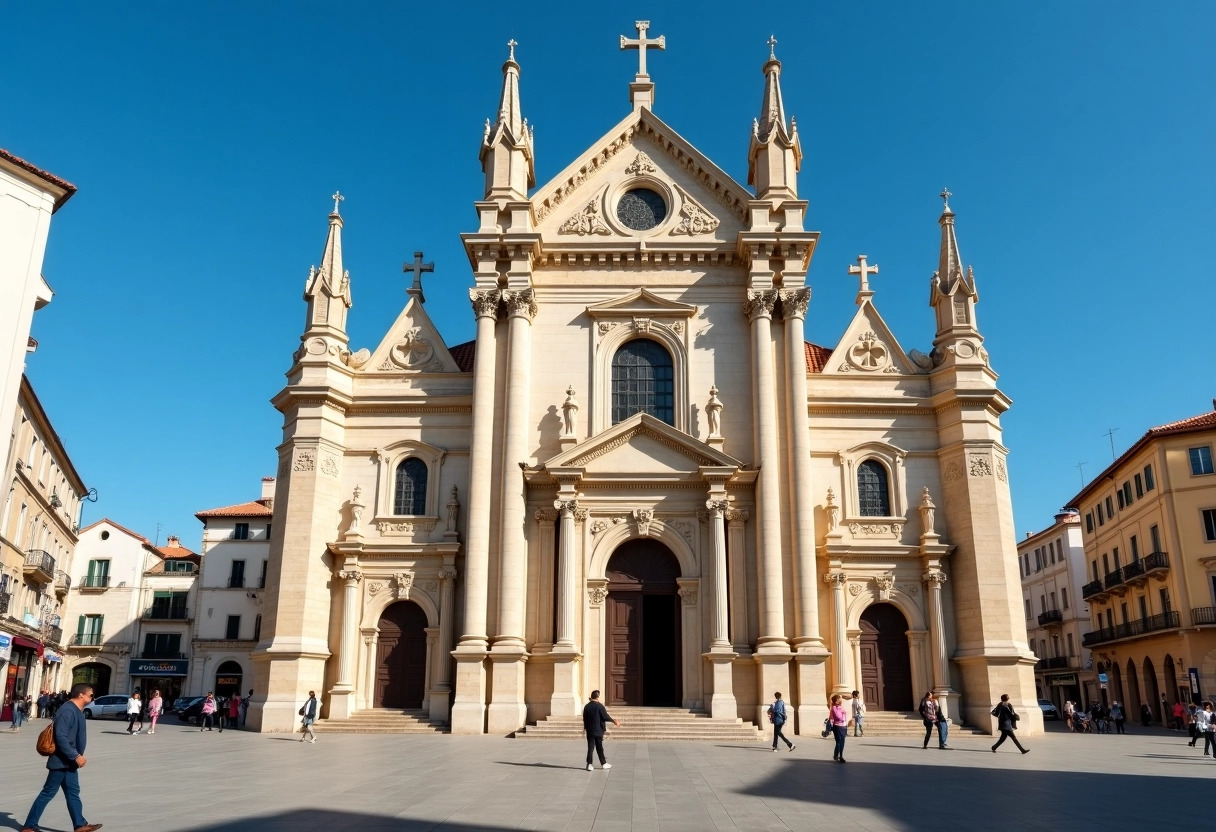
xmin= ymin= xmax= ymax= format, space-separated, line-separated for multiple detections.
xmin=315 ymin=708 xmax=448 ymax=734
xmin=851 ymin=710 xmax=988 ymax=738
xmin=516 ymin=706 xmax=765 ymax=742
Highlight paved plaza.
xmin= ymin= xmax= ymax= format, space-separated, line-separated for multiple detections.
xmin=1 ymin=720 xmax=1211 ymax=831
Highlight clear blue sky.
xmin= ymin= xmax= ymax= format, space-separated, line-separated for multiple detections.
xmin=5 ymin=2 xmax=1214 ymax=547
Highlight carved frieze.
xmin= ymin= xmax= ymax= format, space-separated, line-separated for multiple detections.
xmin=847 ymin=523 xmax=903 ymax=537
xmin=293 ymin=448 xmax=316 ymax=472
xmin=375 ymin=518 xmax=438 ymax=535
xmin=559 ymin=197 xmax=611 ymax=236
xmin=670 ymin=194 xmax=719 ymax=236
xmin=625 ymin=152 xmax=657 ymax=175
xmin=969 ymin=456 xmax=993 ymax=477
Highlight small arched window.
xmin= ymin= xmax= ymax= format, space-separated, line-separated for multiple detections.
xmin=394 ymin=458 xmax=428 ymax=515
xmin=857 ymin=460 xmax=891 ymax=516
xmin=611 ymin=339 xmax=674 ymax=425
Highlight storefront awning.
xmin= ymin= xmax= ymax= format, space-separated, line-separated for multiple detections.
xmin=12 ymin=636 xmax=43 ymax=655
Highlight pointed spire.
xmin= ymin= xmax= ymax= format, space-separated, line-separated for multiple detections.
xmin=481 ymin=39 xmax=535 ymax=200
xmin=303 ymin=194 xmax=352 ymax=342
xmin=929 ymin=190 xmax=983 ymax=354
xmin=935 ymin=187 xmax=965 ymax=292
xmin=748 ymin=36 xmax=802 ymax=200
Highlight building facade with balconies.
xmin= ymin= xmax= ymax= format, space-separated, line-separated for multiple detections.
xmin=1019 ymin=510 xmax=1092 ymax=711
xmin=0 ymin=375 xmax=87 ymax=719
xmin=1068 ymin=406 xmax=1216 ymax=725
xmin=188 ymin=477 xmax=274 ymax=701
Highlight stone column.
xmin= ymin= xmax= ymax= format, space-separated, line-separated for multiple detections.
xmin=328 ymin=567 xmax=361 ymax=719
xmin=422 ymin=627 xmax=438 ymax=712
xmin=825 ymin=571 xmax=850 ymax=695
xmin=849 ymin=634 xmax=862 ymax=695
xmin=360 ymin=629 xmax=376 ymax=710
xmin=429 ymin=566 xmax=457 ymax=723
xmin=487 ymin=288 xmax=536 ymax=735
xmin=451 ymin=287 xmax=499 ymax=734
xmin=549 ymin=498 xmax=582 ymax=716
xmin=704 ymin=497 xmax=738 ymax=719
xmin=925 ymin=569 xmax=953 ymax=714
xmin=726 ymin=509 xmax=751 ymax=653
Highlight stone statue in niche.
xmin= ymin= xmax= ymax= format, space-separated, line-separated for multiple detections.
xmin=825 ymin=487 xmax=839 ymax=532
xmin=919 ymin=486 xmax=936 ymax=537
xmin=561 ymin=386 xmax=579 ymax=437
xmin=705 ymin=385 xmax=723 ymax=437
xmin=446 ymin=486 xmax=460 ymax=534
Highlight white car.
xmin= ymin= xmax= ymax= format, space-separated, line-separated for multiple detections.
xmin=1037 ymin=699 xmax=1060 ymax=720
xmin=82 ymin=694 xmax=130 ymax=719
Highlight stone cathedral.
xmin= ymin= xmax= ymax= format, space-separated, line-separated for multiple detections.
xmin=249 ymin=24 xmax=1041 ymax=736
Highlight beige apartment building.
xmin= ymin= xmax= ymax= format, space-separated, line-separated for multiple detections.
xmin=1071 ymin=406 xmax=1216 ymax=723
xmin=1019 ymin=510 xmax=1092 ymax=711
xmin=0 ymin=376 xmax=88 ymax=719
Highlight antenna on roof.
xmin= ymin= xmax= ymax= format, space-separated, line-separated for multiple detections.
xmin=155 ymin=522 xmax=162 ymax=547
xmin=1075 ymin=461 xmax=1087 ymax=488
xmin=1102 ymin=427 xmax=1120 ymax=462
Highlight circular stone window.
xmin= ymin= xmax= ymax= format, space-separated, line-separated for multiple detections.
xmin=616 ymin=187 xmax=667 ymax=231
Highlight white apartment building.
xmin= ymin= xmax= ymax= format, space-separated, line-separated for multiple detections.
xmin=189 ymin=477 xmax=274 ymax=700
xmin=1019 ymin=510 xmax=1094 ymax=710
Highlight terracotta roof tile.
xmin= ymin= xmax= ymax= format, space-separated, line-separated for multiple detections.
xmin=449 ymin=339 xmax=475 ymax=372
xmin=146 ymin=540 xmax=198 ymax=560
xmin=805 ymin=342 xmax=833 ymax=374
xmin=0 ymin=148 xmax=77 ymax=211
xmin=195 ymin=500 xmax=274 ymax=519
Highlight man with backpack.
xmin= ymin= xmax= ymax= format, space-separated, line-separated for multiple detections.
xmin=767 ymin=692 xmax=795 ymax=752
xmin=22 ymin=682 xmax=103 ymax=832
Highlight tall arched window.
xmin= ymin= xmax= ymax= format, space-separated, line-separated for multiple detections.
xmin=394 ymin=458 xmax=428 ymax=515
xmin=611 ymin=339 xmax=674 ymax=425
xmin=857 ymin=460 xmax=891 ymax=516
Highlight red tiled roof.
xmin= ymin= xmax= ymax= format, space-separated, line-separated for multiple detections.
xmin=449 ymin=339 xmax=475 ymax=372
xmin=195 ymin=500 xmax=273 ymax=519
xmin=1067 ymin=407 xmax=1216 ymax=507
xmin=0 ymin=148 xmax=77 ymax=211
xmin=805 ymin=342 xmax=833 ymax=374
xmin=146 ymin=540 xmax=198 ymax=560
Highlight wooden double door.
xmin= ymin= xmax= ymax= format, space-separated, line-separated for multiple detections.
xmin=375 ymin=601 xmax=427 ymax=709
xmin=859 ymin=603 xmax=913 ymax=711
xmin=605 ymin=540 xmax=682 ymax=707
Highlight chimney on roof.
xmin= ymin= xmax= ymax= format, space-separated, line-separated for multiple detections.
xmin=261 ymin=476 xmax=276 ymax=510
xmin=166 ymin=535 xmax=180 ymax=547
xmin=1025 ymin=532 xmax=1032 ymax=539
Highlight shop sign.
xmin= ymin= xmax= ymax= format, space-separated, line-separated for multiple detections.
xmin=128 ymin=659 xmax=189 ymax=677
xmin=0 ymin=631 xmax=11 ymax=663
xmin=216 ymin=676 xmax=240 ymax=686
xmin=44 ymin=650 xmax=62 ymax=663
xmin=1048 ymin=674 xmax=1077 ymax=686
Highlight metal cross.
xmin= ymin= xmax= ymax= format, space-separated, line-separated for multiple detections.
xmin=403 ymin=251 xmax=434 ymax=299
xmin=331 ymin=191 xmax=344 ymax=214
xmin=507 ymin=38 xmax=517 ymax=62
xmin=620 ymin=20 xmax=666 ymax=77
xmin=767 ymin=35 xmax=778 ymax=60
xmin=939 ymin=187 xmax=952 ymax=209
xmin=848 ymin=254 xmax=879 ymax=294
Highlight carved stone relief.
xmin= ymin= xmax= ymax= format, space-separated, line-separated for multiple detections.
xmin=634 ymin=508 xmax=654 ymax=537
xmin=848 ymin=583 xmax=863 ymax=597
xmin=559 ymin=196 xmax=611 ymax=236
xmin=943 ymin=461 xmax=964 ymax=483
xmin=382 ymin=328 xmax=436 ymax=371
xmin=376 ymin=519 xmax=438 ymax=535
xmin=996 ymin=458 xmax=1008 ymax=482
xmin=319 ymin=455 xmax=340 ymax=478
xmin=293 ymin=448 xmax=316 ymax=472
xmin=677 ymin=586 xmax=697 ymax=606
xmin=587 ymin=586 xmax=608 ymax=608
xmin=670 ymin=193 xmax=720 ymax=235
xmin=969 ymin=456 xmax=993 ymax=477
xmin=625 ymin=152 xmax=657 ymax=175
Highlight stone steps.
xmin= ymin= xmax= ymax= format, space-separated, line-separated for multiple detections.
xmin=315 ymin=708 xmax=447 ymax=734
xmin=517 ymin=707 xmax=765 ymax=742
xmin=849 ymin=711 xmax=989 ymax=737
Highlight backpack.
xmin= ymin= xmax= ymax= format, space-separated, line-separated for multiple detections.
xmin=36 ymin=721 xmax=56 ymax=757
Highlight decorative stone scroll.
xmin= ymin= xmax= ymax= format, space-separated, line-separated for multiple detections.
xmin=590 ymin=516 xmax=626 ymax=535
xmin=376 ymin=519 xmax=438 ymax=535
xmin=848 ymin=522 xmax=903 ymax=537
xmin=559 ymin=198 xmax=611 ymax=236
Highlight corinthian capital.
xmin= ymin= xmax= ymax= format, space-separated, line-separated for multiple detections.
xmin=704 ymin=498 xmax=730 ymax=515
xmin=778 ymin=288 xmax=811 ymax=320
xmin=554 ymin=499 xmax=579 ymax=516
xmin=337 ymin=569 xmax=363 ymax=584
xmin=502 ymin=288 xmax=538 ymax=320
xmin=924 ymin=570 xmax=948 ymax=588
xmin=744 ymin=289 xmax=778 ymax=321
xmin=824 ymin=571 xmax=848 ymax=587
xmin=469 ymin=288 xmax=501 ymax=319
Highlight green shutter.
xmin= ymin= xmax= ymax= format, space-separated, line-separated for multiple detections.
xmin=77 ymin=614 xmax=86 ymax=636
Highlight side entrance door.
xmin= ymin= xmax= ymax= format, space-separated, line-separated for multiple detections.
xmin=375 ymin=602 xmax=427 ymax=709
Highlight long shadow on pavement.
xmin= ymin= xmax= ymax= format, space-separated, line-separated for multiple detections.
xmin=176 ymin=809 xmax=527 ymax=832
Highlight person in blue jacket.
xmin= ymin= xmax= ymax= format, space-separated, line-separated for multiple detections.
xmin=21 ymin=682 xmax=103 ymax=832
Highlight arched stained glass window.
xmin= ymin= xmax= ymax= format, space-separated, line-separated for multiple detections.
xmin=611 ymin=340 xmax=674 ymax=426
xmin=857 ymin=460 xmax=891 ymax=516
xmin=394 ymin=458 xmax=428 ymax=515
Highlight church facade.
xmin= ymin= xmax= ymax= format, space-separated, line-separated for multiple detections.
xmin=249 ymin=25 xmax=1041 ymax=736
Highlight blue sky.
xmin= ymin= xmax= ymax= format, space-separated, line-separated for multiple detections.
xmin=4 ymin=2 xmax=1214 ymax=547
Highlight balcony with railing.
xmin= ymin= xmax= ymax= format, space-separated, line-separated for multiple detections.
xmin=141 ymin=606 xmax=191 ymax=621
xmin=47 ymin=626 xmax=63 ymax=645
xmin=1142 ymin=551 xmax=1170 ymax=576
xmin=23 ymin=549 xmax=56 ymax=583
xmin=54 ymin=570 xmax=70 ymax=596
xmin=1104 ymin=568 xmax=1125 ymax=590
xmin=1038 ymin=609 xmax=1064 ymax=627
xmin=1122 ymin=559 xmax=1145 ymax=581
xmin=79 ymin=575 xmax=111 ymax=591
xmin=69 ymin=633 xmax=104 ymax=648
xmin=1193 ymin=607 xmax=1216 ymax=626
xmin=1082 ymin=611 xmax=1181 ymax=647
xmin=1035 ymin=656 xmax=1071 ymax=670
xmin=1082 ymin=579 xmax=1105 ymax=600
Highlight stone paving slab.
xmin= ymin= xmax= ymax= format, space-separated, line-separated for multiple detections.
xmin=0 ymin=719 xmax=1211 ymax=831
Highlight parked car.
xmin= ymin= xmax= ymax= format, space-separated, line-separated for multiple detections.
xmin=176 ymin=696 xmax=207 ymax=725
xmin=1038 ymin=699 xmax=1060 ymax=720
xmin=82 ymin=694 xmax=130 ymax=719
xmin=171 ymin=696 xmax=199 ymax=713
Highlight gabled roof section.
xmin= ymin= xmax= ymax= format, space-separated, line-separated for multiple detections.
xmin=532 ymin=108 xmax=751 ymax=228
xmin=448 ymin=339 xmax=475 ymax=373
xmin=586 ymin=288 xmax=698 ymax=319
xmin=143 ymin=537 xmax=199 ymax=562
xmin=78 ymin=518 xmax=149 ymax=543
xmin=0 ymin=148 xmax=77 ymax=212
xmin=544 ymin=412 xmax=742 ymax=471
xmin=804 ymin=342 xmax=833 ymax=374
xmin=820 ymin=299 xmax=920 ymax=377
xmin=357 ymin=296 xmax=464 ymax=375
xmin=195 ymin=500 xmax=274 ymax=519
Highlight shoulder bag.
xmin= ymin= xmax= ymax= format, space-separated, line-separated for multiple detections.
xmin=36 ymin=721 xmax=56 ymax=757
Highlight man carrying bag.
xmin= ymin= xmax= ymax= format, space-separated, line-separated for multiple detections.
xmin=22 ymin=682 xmax=103 ymax=832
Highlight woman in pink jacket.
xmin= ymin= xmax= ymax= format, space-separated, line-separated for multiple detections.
xmin=147 ymin=689 xmax=163 ymax=734
xmin=829 ymin=694 xmax=849 ymax=763
xmin=199 ymin=692 xmax=217 ymax=731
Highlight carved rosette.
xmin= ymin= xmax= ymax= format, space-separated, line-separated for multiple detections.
xmin=744 ymin=289 xmax=778 ymax=321
xmin=469 ymin=288 xmax=501 ymax=319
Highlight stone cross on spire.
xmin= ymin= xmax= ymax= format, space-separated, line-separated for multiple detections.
xmin=404 ymin=251 xmax=434 ymax=303
xmin=767 ymin=35 xmax=778 ymax=60
xmin=620 ymin=20 xmax=666 ymax=110
xmin=848 ymin=254 xmax=879 ymax=303
xmin=331 ymin=191 xmax=344 ymax=215
xmin=939 ymin=187 xmax=952 ymax=211
xmin=507 ymin=38 xmax=517 ymax=62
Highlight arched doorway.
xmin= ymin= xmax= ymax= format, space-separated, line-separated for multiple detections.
xmin=72 ymin=663 xmax=111 ymax=697
xmin=859 ymin=603 xmax=913 ymax=711
xmin=1125 ymin=659 xmax=1141 ymax=717
xmin=1143 ymin=657 xmax=1161 ymax=723
xmin=215 ymin=661 xmax=242 ymax=698
xmin=1164 ymin=654 xmax=1181 ymax=707
xmin=376 ymin=601 xmax=428 ymax=709
xmin=605 ymin=539 xmax=681 ymax=706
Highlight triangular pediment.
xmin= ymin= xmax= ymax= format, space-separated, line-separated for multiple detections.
xmin=533 ymin=109 xmax=750 ymax=245
xmin=354 ymin=297 xmax=462 ymax=374
xmin=545 ymin=413 xmax=742 ymax=477
xmin=822 ymin=298 xmax=923 ymax=376
xmin=586 ymin=288 xmax=697 ymax=319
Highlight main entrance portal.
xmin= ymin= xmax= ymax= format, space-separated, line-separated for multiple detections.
xmin=859 ymin=603 xmax=913 ymax=711
xmin=375 ymin=601 xmax=427 ymax=709
xmin=605 ymin=539 xmax=681 ymax=707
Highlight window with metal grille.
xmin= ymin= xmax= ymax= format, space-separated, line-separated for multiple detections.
xmin=611 ymin=339 xmax=674 ymax=426
xmin=394 ymin=458 xmax=428 ymax=515
xmin=856 ymin=460 xmax=891 ymax=516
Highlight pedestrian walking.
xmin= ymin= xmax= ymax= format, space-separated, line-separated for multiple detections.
xmin=1199 ymin=702 xmax=1215 ymax=757
xmin=1188 ymin=704 xmax=1199 ymax=745
xmin=1111 ymin=701 xmax=1126 ymax=734
xmin=829 ymin=694 xmax=848 ymax=763
xmin=146 ymin=690 xmax=162 ymax=734
xmin=20 ymin=682 xmax=103 ymax=832
xmin=1173 ymin=700 xmax=1187 ymax=732
xmin=10 ymin=693 xmax=29 ymax=731
xmin=125 ymin=692 xmax=143 ymax=735
xmin=850 ymin=690 xmax=866 ymax=737
xmin=1140 ymin=703 xmax=1152 ymax=727
xmin=918 ymin=691 xmax=948 ymax=749
xmin=581 ymin=690 xmax=619 ymax=770
xmin=1063 ymin=700 xmax=1075 ymax=731
xmin=299 ymin=691 xmax=318 ymax=743
xmin=991 ymin=694 xmax=1029 ymax=754
xmin=216 ymin=695 xmax=227 ymax=733
xmin=241 ymin=689 xmax=252 ymax=727
xmin=199 ymin=692 xmax=217 ymax=731
xmin=767 ymin=692 xmax=795 ymax=752
xmin=227 ymin=693 xmax=241 ymax=729
xmin=36 ymin=691 xmax=49 ymax=720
